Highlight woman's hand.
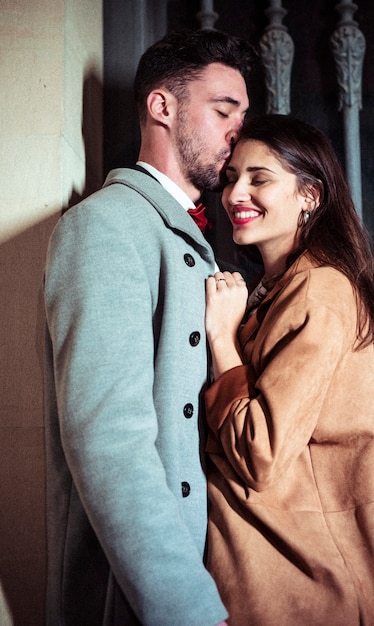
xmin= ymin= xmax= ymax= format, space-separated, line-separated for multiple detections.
xmin=205 ymin=271 xmax=248 ymax=379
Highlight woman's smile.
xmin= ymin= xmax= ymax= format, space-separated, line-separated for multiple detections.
xmin=231 ymin=207 xmax=262 ymax=224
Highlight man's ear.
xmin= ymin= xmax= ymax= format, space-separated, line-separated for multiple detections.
xmin=146 ymin=89 xmax=177 ymax=126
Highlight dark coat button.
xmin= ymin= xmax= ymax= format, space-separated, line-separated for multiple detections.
xmin=189 ymin=331 xmax=200 ymax=346
xmin=184 ymin=253 xmax=195 ymax=267
xmin=181 ymin=481 xmax=191 ymax=497
xmin=183 ymin=403 xmax=194 ymax=418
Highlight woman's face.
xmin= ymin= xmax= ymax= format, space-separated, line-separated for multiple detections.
xmin=222 ymin=139 xmax=311 ymax=259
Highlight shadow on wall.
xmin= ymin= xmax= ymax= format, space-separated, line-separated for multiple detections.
xmin=0 ymin=69 xmax=103 ymax=626
xmin=67 ymin=69 xmax=105 ymax=210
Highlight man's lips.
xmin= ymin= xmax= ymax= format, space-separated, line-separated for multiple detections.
xmin=231 ymin=207 xmax=261 ymax=224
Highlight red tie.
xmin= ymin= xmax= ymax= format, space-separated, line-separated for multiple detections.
xmin=187 ymin=202 xmax=208 ymax=232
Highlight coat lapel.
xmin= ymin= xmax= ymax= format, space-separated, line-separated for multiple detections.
xmin=239 ymin=253 xmax=315 ymax=349
xmin=103 ymin=168 xmax=214 ymax=262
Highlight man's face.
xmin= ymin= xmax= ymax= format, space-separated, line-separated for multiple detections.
xmin=174 ymin=63 xmax=249 ymax=192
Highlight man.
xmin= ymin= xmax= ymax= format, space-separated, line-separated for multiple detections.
xmin=44 ymin=30 xmax=252 ymax=625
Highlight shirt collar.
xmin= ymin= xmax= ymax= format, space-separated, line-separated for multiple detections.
xmin=137 ymin=161 xmax=196 ymax=210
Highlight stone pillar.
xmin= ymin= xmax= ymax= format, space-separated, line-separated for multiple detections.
xmin=331 ymin=0 xmax=365 ymax=218
xmin=259 ymin=0 xmax=294 ymax=115
xmin=0 ymin=1 xmax=103 ymax=624
xmin=197 ymin=0 xmax=218 ymax=30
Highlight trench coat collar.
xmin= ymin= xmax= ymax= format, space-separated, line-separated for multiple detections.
xmin=240 ymin=252 xmax=320 ymax=347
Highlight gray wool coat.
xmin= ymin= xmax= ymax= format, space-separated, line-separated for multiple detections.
xmin=44 ymin=168 xmax=227 ymax=626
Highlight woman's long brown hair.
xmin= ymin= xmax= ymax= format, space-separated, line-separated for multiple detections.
xmin=237 ymin=114 xmax=374 ymax=348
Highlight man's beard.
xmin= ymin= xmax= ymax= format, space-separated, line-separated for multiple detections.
xmin=175 ymin=112 xmax=229 ymax=191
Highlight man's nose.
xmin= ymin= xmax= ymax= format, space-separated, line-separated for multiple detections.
xmin=226 ymin=119 xmax=243 ymax=145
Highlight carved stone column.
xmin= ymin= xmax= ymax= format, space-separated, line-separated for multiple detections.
xmin=259 ymin=0 xmax=294 ymax=114
xmin=197 ymin=0 xmax=218 ymax=30
xmin=331 ymin=0 xmax=366 ymax=218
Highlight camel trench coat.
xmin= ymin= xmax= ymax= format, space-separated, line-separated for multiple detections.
xmin=205 ymin=253 xmax=374 ymax=626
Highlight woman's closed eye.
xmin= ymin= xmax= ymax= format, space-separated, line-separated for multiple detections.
xmin=251 ymin=178 xmax=268 ymax=186
xmin=223 ymin=177 xmax=237 ymax=186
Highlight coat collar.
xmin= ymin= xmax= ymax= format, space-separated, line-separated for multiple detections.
xmin=266 ymin=252 xmax=320 ymax=298
xmin=240 ymin=252 xmax=320 ymax=347
xmin=103 ymin=168 xmax=214 ymax=261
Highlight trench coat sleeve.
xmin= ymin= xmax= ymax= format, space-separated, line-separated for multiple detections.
xmin=44 ymin=201 xmax=226 ymax=625
xmin=205 ymin=273 xmax=348 ymax=492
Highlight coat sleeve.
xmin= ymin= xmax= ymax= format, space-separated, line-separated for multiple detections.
xmin=44 ymin=202 xmax=227 ymax=626
xmin=205 ymin=278 xmax=348 ymax=492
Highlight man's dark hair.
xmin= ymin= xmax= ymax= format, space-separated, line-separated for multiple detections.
xmin=134 ymin=30 xmax=255 ymax=124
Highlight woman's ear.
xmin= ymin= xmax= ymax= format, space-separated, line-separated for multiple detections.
xmin=146 ymin=89 xmax=177 ymax=126
xmin=302 ymin=182 xmax=321 ymax=213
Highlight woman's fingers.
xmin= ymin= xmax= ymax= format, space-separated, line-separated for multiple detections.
xmin=211 ymin=271 xmax=247 ymax=289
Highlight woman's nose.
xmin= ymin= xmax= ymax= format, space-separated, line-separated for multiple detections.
xmin=228 ymin=179 xmax=250 ymax=203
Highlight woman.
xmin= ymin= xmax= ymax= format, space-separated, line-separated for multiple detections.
xmin=205 ymin=114 xmax=374 ymax=626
